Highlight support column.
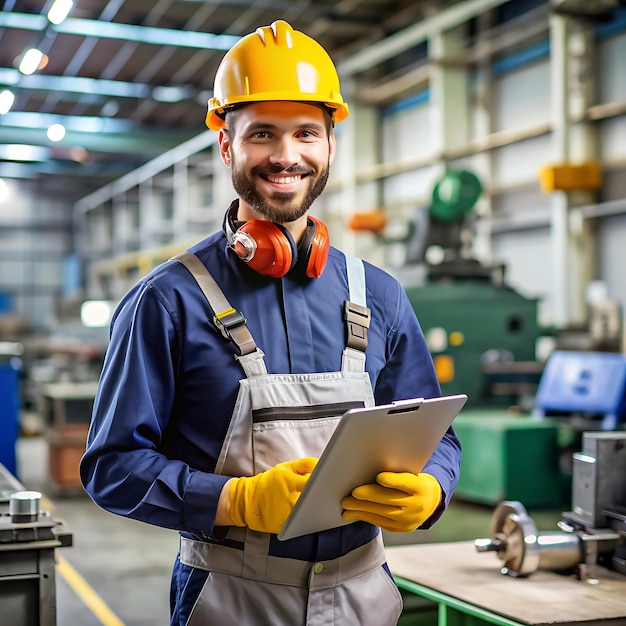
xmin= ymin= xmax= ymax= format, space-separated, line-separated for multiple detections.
xmin=332 ymin=77 xmax=380 ymax=258
xmin=472 ymin=11 xmax=497 ymax=264
xmin=429 ymin=25 xmax=471 ymax=164
xmin=548 ymin=13 xmax=597 ymax=327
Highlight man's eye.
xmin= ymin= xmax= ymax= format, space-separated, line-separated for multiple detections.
xmin=251 ymin=131 xmax=270 ymax=139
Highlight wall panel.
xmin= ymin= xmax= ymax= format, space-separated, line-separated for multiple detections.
xmin=598 ymin=117 xmax=626 ymax=164
xmin=492 ymin=227 xmax=552 ymax=324
xmin=596 ymin=213 xmax=626 ymax=311
xmin=491 ymin=135 xmax=553 ymax=189
xmin=597 ymin=32 xmax=626 ymax=103
xmin=381 ymin=103 xmax=433 ymax=163
xmin=492 ymin=62 xmax=551 ymax=132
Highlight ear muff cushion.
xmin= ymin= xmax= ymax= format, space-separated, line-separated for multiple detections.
xmin=302 ymin=216 xmax=330 ymax=278
xmin=237 ymin=221 xmax=297 ymax=278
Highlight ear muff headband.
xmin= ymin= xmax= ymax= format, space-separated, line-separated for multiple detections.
xmin=298 ymin=216 xmax=330 ymax=278
xmin=226 ymin=205 xmax=330 ymax=278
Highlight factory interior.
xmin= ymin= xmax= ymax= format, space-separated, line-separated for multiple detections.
xmin=1 ymin=0 xmax=626 ymax=624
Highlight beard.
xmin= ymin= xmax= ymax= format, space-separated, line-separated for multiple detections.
xmin=230 ymin=159 xmax=330 ymax=223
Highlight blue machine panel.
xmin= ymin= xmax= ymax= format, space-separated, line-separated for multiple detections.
xmin=534 ymin=351 xmax=626 ymax=430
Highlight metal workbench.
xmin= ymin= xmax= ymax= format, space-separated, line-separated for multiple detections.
xmin=386 ymin=541 xmax=626 ymax=626
xmin=0 ymin=463 xmax=72 ymax=625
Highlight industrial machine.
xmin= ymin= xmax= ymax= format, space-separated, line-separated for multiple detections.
xmin=401 ymin=170 xmax=543 ymax=407
xmin=475 ymin=431 xmax=626 ymax=580
xmin=0 ymin=463 xmax=72 ymax=625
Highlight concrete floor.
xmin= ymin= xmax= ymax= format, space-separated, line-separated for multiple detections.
xmin=15 ymin=435 xmax=564 ymax=626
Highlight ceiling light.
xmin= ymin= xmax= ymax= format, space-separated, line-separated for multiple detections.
xmin=0 ymin=90 xmax=15 ymax=114
xmin=152 ymin=85 xmax=193 ymax=103
xmin=47 ymin=123 xmax=66 ymax=142
xmin=19 ymin=48 xmax=45 ymax=75
xmin=47 ymin=0 xmax=74 ymax=25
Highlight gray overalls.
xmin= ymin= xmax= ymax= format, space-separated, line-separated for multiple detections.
xmin=174 ymin=252 xmax=403 ymax=625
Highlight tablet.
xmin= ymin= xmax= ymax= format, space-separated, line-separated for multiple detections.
xmin=277 ymin=393 xmax=467 ymax=541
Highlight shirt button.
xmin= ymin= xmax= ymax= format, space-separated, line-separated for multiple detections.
xmin=313 ymin=563 xmax=324 ymax=575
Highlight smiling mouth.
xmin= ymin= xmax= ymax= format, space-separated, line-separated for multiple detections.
xmin=264 ymin=173 xmax=305 ymax=185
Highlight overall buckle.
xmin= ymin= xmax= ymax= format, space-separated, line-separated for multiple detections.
xmin=213 ymin=307 xmax=247 ymax=342
xmin=343 ymin=301 xmax=371 ymax=353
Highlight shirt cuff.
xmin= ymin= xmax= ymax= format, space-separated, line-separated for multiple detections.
xmin=183 ymin=470 xmax=231 ymax=539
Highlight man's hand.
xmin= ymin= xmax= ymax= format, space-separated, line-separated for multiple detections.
xmin=341 ymin=472 xmax=442 ymax=533
xmin=226 ymin=457 xmax=318 ymax=534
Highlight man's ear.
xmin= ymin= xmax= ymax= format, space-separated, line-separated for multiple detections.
xmin=218 ymin=128 xmax=232 ymax=168
xmin=328 ymin=132 xmax=336 ymax=166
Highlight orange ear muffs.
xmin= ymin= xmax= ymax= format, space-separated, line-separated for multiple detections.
xmin=230 ymin=220 xmax=297 ymax=278
xmin=298 ymin=216 xmax=330 ymax=278
xmin=225 ymin=205 xmax=330 ymax=278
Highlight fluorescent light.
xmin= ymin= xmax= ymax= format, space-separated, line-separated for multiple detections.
xmin=0 ymin=89 xmax=15 ymax=114
xmin=47 ymin=0 xmax=73 ymax=25
xmin=152 ymin=85 xmax=193 ymax=103
xmin=19 ymin=48 xmax=44 ymax=75
xmin=47 ymin=123 xmax=66 ymax=142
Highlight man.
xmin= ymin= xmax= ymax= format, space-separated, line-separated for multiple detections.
xmin=81 ymin=20 xmax=461 ymax=625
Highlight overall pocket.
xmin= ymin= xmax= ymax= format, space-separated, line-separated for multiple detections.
xmin=187 ymin=570 xmax=308 ymax=626
xmin=251 ymin=401 xmax=364 ymax=472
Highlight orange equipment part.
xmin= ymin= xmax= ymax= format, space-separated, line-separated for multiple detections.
xmin=347 ymin=210 xmax=387 ymax=234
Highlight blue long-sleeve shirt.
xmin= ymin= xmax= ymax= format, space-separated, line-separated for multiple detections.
xmin=80 ymin=225 xmax=461 ymax=562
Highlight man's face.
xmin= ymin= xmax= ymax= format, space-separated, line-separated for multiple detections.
xmin=218 ymin=101 xmax=336 ymax=224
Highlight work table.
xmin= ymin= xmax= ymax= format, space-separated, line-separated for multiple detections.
xmin=385 ymin=541 xmax=626 ymax=625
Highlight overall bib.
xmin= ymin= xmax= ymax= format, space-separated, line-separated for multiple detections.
xmin=174 ymin=252 xmax=403 ymax=625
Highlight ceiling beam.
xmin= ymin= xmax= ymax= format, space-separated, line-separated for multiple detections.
xmin=0 ymin=159 xmax=141 ymax=180
xmin=337 ymin=0 xmax=511 ymax=76
xmin=179 ymin=0 xmax=380 ymax=24
xmin=0 ymin=67 xmax=153 ymax=99
xmin=0 ymin=126 xmax=198 ymax=155
xmin=0 ymin=12 xmax=240 ymax=50
xmin=75 ymin=130 xmax=218 ymax=212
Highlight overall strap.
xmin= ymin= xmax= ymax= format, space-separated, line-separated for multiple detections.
xmin=342 ymin=255 xmax=371 ymax=373
xmin=171 ymin=251 xmax=267 ymax=377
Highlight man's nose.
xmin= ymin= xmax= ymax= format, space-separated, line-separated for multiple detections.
xmin=268 ymin=137 xmax=300 ymax=169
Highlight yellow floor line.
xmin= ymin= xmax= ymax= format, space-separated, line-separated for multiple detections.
xmin=56 ymin=552 xmax=126 ymax=626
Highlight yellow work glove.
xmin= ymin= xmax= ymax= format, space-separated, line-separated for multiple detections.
xmin=229 ymin=457 xmax=317 ymax=534
xmin=341 ymin=472 xmax=442 ymax=533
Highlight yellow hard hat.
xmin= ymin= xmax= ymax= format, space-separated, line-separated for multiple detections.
xmin=206 ymin=20 xmax=349 ymax=131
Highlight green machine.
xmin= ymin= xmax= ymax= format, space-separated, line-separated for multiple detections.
xmin=403 ymin=170 xmax=542 ymax=407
